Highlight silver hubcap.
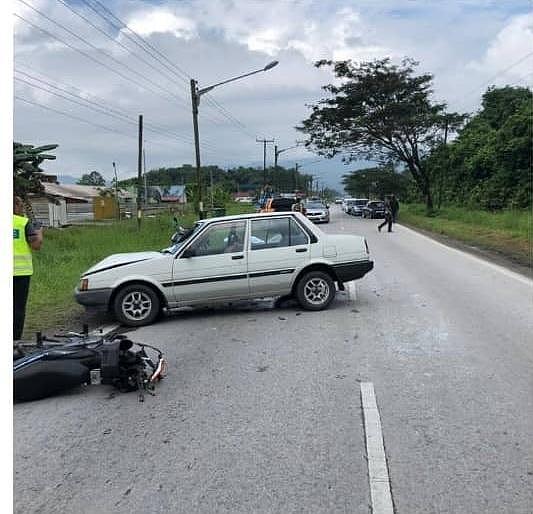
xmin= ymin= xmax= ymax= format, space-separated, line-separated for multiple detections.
xmin=304 ymin=278 xmax=330 ymax=305
xmin=122 ymin=291 xmax=152 ymax=321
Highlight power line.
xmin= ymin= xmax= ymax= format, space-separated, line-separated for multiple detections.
xmin=453 ymin=51 xmax=533 ymax=110
xmin=16 ymin=0 xmax=190 ymax=108
xmin=78 ymin=0 xmax=260 ymax=136
xmin=14 ymin=75 xmax=200 ymax=147
xmin=54 ymin=0 xmax=191 ymax=103
xmin=15 ymin=95 xmax=140 ymax=139
xmin=14 ymin=65 xmax=219 ymax=150
xmin=14 ymin=13 xmax=182 ymax=106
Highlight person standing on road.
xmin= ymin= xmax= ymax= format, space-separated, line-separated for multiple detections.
xmin=378 ymin=200 xmax=393 ymax=233
xmin=390 ymin=194 xmax=399 ymax=223
xmin=13 ymin=196 xmax=43 ymax=340
xmin=291 ymin=197 xmax=306 ymax=215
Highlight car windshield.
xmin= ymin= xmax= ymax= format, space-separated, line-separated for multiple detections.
xmin=307 ymin=202 xmax=326 ymax=209
xmin=355 ymin=200 xmax=368 ymax=206
xmin=160 ymin=221 xmax=204 ymax=254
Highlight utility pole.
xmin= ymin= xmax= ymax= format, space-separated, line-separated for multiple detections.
xmin=190 ymin=79 xmax=203 ymax=218
xmin=143 ymin=148 xmax=147 ymax=207
xmin=210 ymin=167 xmax=214 ymax=208
xmin=137 ymin=114 xmax=143 ymax=230
xmin=256 ymin=137 xmax=274 ymax=187
xmin=112 ymin=161 xmax=119 ymax=220
xmin=294 ymin=163 xmax=299 ymax=193
xmin=274 ymin=145 xmax=279 ymax=192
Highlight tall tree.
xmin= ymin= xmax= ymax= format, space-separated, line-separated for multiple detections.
xmin=342 ymin=165 xmax=411 ymax=199
xmin=298 ymin=58 xmax=466 ymax=210
xmin=77 ymin=170 xmax=106 ymax=186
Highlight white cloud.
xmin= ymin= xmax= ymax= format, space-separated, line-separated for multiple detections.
xmin=127 ymin=8 xmax=197 ymax=40
xmin=11 ymin=0 xmax=533 ymax=190
xmin=469 ymin=13 xmax=533 ymax=79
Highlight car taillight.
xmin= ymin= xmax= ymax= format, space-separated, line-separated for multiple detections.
xmin=80 ymin=278 xmax=88 ymax=291
xmin=364 ymin=239 xmax=369 ymax=254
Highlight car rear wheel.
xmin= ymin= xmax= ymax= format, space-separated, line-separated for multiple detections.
xmin=296 ymin=271 xmax=335 ymax=311
xmin=113 ymin=284 xmax=160 ymax=327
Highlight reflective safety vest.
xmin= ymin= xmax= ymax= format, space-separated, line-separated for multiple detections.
xmin=13 ymin=214 xmax=33 ymax=276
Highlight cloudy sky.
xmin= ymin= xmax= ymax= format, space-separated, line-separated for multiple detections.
xmin=10 ymin=0 xmax=533 ymax=190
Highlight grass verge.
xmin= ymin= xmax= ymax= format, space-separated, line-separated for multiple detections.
xmin=399 ymin=204 xmax=532 ymax=268
xmin=24 ymin=202 xmax=255 ymax=337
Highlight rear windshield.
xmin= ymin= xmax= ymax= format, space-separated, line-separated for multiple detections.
xmin=355 ymin=200 xmax=368 ymax=206
xmin=272 ymin=198 xmax=295 ymax=210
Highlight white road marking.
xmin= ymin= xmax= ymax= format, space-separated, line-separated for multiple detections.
xmin=347 ymin=281 xmax=357 ymax=302
xmin=398 ymin=224 xmax=533 ymax=287
xmin=360 ymin=382 xmax=394 ymax=514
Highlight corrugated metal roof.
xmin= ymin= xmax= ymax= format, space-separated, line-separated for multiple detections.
xmin=43 ymin=183 xmax=133 ymax=200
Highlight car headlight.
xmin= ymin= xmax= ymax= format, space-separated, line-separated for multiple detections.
xmin=79 ymin=278 xmax=89 ymax=291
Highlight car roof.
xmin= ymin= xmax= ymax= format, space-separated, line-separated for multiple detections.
xmin=199 ymin=211 xmax=307 ymax=224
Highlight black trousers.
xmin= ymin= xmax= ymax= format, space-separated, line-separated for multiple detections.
xmin=378 ymin=217 xmax=393 ymax=232
xmin=14 ymin=275 xmax=31 ymax=340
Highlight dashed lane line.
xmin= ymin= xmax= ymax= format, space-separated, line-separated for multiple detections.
xmin=361 ymin=382 xmax=394 ymax=514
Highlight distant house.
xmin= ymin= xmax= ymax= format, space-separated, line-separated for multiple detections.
xmin=29 ymin=183 xmax=133 ymax=226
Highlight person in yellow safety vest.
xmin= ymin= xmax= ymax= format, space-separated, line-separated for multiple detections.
xmin=13 ymin=196 xmax=43 ymax=340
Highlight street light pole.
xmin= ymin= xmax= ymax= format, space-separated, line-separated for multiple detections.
xmin=190 ymin=61 xmax=279 ymax=218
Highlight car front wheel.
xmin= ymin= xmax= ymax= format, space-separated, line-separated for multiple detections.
xmin=113 ymin=284 xmax=161 ymax=326
xmin=295 ymin=271 xmax=335 ymax=311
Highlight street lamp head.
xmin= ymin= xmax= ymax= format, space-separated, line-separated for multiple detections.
xmin=263 ymin=60 xmax=279 ymax=71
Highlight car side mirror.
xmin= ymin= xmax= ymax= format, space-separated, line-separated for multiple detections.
xmin=181 ymin=247 xmax=195 ymax=258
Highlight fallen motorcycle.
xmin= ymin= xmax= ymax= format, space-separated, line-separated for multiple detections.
xmin=14 ymin=328 xmax=167 ymax=402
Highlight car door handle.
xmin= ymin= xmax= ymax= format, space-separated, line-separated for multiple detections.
xmin=231 ymin=254 xmax=244 ymax=260
xmin=295 ymin=248 xmax=308 ymax=253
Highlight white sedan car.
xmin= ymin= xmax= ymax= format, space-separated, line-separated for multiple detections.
xmin=75 ymin=212 xmax=373 ymax=326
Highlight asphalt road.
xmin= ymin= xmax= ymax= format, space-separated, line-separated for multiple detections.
xmin=14 ymin=206 xmax=533 ymax=513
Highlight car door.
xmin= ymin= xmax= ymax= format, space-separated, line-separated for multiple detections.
xmin=247 ymin=216 xmax=310 ymax=297
xmin=171 ymin=220 xmax=249 ymax=303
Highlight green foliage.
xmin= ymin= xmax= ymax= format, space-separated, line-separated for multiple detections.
xmin=119 ymin=164 xmax=313 ymax=197
xmin=13 ymin=142 xmax=58 ymax=197
xmin=342 ymin=165 xmax=412 ymax=199
xmin=77 ymin=170 xmax=106 ymax=186
xmin=298 ymin=58 xmax=467 ymax=210
xmin=426 ymin=86 xmax=532 ymax=209
xmin=400 ymin=203 xmax=531 ymax=265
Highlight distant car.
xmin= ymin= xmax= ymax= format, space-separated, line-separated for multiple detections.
xmin=347 ymin=199 xmax=369 ymax=216
xmin=75 ymin=212 xmax=374 ymax=326
xmin=362 ymin=201 xmax=386 ymax=219
xmin=334 ymin=198 xmax=343 ymax=205
xmin=305 ymin=201 xmax=330 ymax=223
xmin=260 ymin=197 xmax=297 ymax=213
xmin=343 ymin=198 xmax=360 ymax=214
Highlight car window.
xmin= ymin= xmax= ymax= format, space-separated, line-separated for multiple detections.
xmin=186 ymin=221 xmax=246 ymax=256
xmin=251 ymin=217 xmax=309 ymax=249
xmin=272 ymin=198 xmax=295 ymax=211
